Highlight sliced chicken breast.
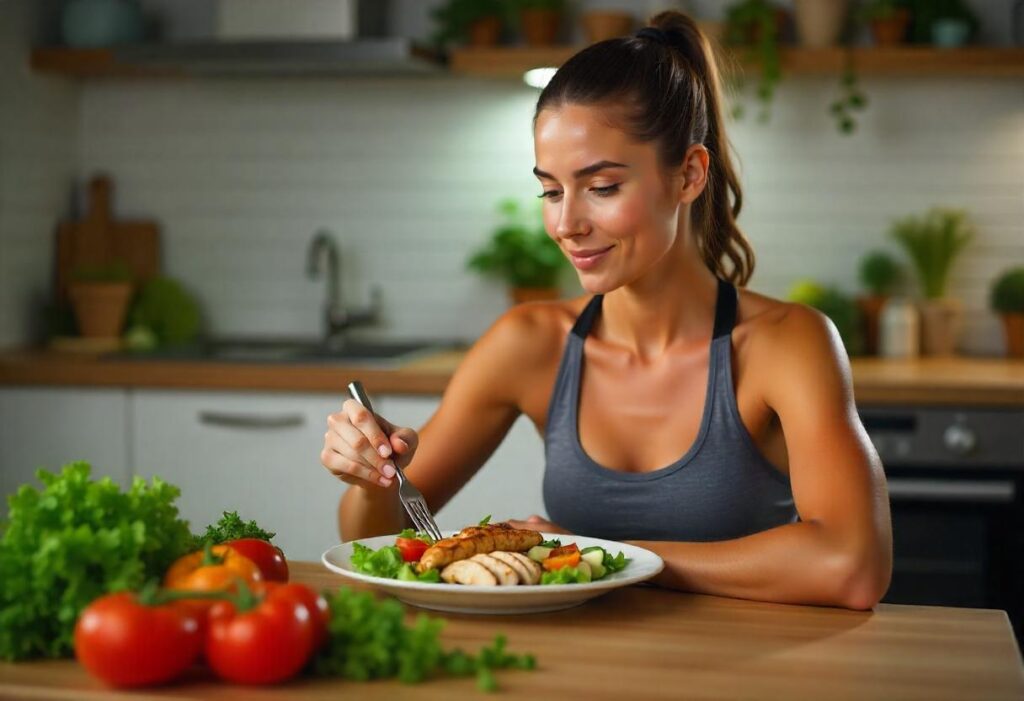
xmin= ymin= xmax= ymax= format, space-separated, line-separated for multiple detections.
xmin=418 ymin=523 xmax=543 ymax=573
xmin=440 ymin=559 xmax=498 ymax=586
xmin=504 ymin=551 xmax=543 ymax=585
xmin=470 ymin=554 xmax=520 ymax=586
xmin=489 ymin=551 xmax=536 ymax=585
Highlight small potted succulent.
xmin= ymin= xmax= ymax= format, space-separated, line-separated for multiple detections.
xmin=467 ymin=198 xmax=568 ymax=305
xmin=857 ymin=250 xmax=903 ymax=355
xmin=889 ymin=207 xmax=975 ymax=356
xmin=430 ymin=0 xmax=506 ymax=48
xmin=509 ymin=0 xmax=566 ymax=47
xmin=989 ymin=267 xmax=1024 ymax=358
xmin=68 ymin=260 xmax=134 ymax=338
xmin=857 ymin=0 xmax=912 ymax=46
xmin=724 ymin=0 xmax=787 ymax=123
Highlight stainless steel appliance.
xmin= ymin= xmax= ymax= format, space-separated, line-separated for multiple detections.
xmin=860 ymin=406 xmax=1024 ymax=639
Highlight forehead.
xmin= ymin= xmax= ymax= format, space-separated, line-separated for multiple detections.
xmin=534 ymin=104 xmax=646 ymax=168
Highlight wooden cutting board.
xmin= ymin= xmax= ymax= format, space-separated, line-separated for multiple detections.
xmin=55 ymin=174 xmax=161 ymax=301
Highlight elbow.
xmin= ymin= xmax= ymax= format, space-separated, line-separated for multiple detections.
xmin=830 ymin=551 xmax=892 ymax=611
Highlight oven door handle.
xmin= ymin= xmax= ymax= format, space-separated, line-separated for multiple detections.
xmin=887 ymin=478 xmax=1017 ymax=504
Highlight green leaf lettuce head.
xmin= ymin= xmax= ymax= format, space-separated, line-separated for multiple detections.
xmin=0 ymin=463 xmax=194 ymax=660
xmin=129 ymin=276 xmax=202 ymax=346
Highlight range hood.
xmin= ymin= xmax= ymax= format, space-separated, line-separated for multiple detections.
xmin=112 ymin=38 xmax=445 ymax=77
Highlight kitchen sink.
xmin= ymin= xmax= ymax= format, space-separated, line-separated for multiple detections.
xmin=110 ymin=337 xmax=451 ymax=366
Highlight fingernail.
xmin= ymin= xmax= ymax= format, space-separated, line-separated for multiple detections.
xmin=382 ymin=463 xmax=396 ymax=479
xmin=397 ymin=438 xmax=409 ymax=451
xmin=378 ymin=444 xmax=392 ymax=458
xmin=379 ymin=476 xmax=392 ymax=488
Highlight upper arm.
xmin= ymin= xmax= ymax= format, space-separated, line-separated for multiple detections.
xmin=404 ymin=303 xmax=562 ymax=513
xmin=759 ymin=305 xmax=892 ymax=565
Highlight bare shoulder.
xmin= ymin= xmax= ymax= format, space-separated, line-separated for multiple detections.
xmin=451 ymin=296 xmax=589 ymax=409
xmin=734 ymin=288 xmax=853 ymax=408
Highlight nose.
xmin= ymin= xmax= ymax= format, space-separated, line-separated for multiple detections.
xmin=553 ymin=193 xmax=589 ymax=240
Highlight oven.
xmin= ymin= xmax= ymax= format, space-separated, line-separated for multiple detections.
xmin=859 ymin=406 xmax=1024 ymax=640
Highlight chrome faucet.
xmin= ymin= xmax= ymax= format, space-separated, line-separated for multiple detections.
xmin=306 ymin=228 xmax=380 ymax=348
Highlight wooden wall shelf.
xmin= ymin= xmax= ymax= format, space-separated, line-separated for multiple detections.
xmin=450 ymin=46 xmax=1024 ymax=79
xmin=30 ymin=45 xmax=1024 ymax=80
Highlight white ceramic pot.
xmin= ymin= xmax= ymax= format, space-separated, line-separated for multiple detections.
xmin=793 ymin=0 xmax=848 ymax=48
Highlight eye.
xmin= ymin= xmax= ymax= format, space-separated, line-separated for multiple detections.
xmin=591 ymin=184 xmax=620 ymax=197
xmin=537 ymin=190 xmax=561 ymax=199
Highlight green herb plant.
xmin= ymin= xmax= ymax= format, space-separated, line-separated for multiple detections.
xmin=899 ymin=0 xmax=978 ymax=44
xmin=430 ymin=0 xmax=505 ymax=48
xmin=312 ymin=587 xmax=535 ymax=691
xmin=71 ymin=260 xmax=133 ymax=284
xmin=788 ymin=279 xmax=862 ymax=355
xmin=723 ymin=0 xmax=783 ymax=123
xmin=858 ymin=250 xmax=902 ymax=297
xmin=990 ymin=268 xmax=1024 ymax=314
xmin=467 ymin=198 xmax=567 ymax=290
xmin=127 ymin=276 xmax=202 ymax=347
xmin=192 ymin=510 xmax=276 ymax=549
xmin=856 ymin=0 xmax=904 ymax=22
xmin=889 ymin=208 xmax=975 ymax=299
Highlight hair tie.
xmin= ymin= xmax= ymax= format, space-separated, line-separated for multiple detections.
xmin=635 ymin=25 xmax=704 ymax=70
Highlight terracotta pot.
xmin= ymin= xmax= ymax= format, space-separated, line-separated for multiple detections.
xmin=468 ymin=16 xmax=502 ymax=47
xmin=793 ymin=0 xmax=848 ymax=48
xmin=509 ymin=287 xmax=560 ymax=305
xmin=1001 ymin=313 xmax=1024 ymax=358
xmin=520 ymin=8 xmax=561 ymax=47
xmin=580 ymin=11 xmax=634 ymax=43
xmin=919 ymin=298 xmax=963 ymax=356
xmin=857 ymin=294 xmax=888 ymax=356
xmin=69 ymin=281 xmax=133 ymax=338
xmin=869 ymin=8 xmax=910 ymax=46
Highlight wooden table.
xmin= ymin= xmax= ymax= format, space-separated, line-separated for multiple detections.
xmin=1 ymin=562 xmax=1022 ymax=700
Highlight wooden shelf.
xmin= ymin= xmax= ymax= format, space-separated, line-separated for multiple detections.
xmin=450 ymin=45 xmax=1024 ymax=79
xmin=30 ymin=45 xmax=1024 ymax=80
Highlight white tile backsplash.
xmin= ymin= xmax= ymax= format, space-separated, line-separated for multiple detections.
xmin=72 ymin=73 xmax=1024 ymax=354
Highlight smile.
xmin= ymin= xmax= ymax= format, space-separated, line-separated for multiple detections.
xmin=568 ymin=246 xmax=613 ymax=271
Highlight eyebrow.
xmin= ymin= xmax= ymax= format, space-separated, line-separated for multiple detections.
xmin=532 ymin=160 xmax=629 ymax=180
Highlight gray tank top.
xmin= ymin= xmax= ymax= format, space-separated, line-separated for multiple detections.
xmin=543 ymin=278 xmax=798 ymax=542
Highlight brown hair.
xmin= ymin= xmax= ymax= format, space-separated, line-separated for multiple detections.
xmin=533 ymin=11 xmax=754 ymax=286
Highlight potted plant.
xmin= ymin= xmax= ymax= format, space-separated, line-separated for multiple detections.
xmin=430 ymin=0 xmax=505 ymax=48
xmin=792 ymin=0 xmax=848 ymax=48
xmin=857 ymin=0 xmax=912 ymax=45
xmin=724 ymin=0 xmax=787 ymax=123
xmin=68 ymin=261 xmax=134 ymax=339
xmin=989 ymin=267 xmax=1024 ymax=358
xmin=580 ymin=9 xmax=634 ymax=44
xmin=857 ymin=250 xmax=902 ymax=355
xmin=899 ymin=0 xmax=978 ymax=45
xmin=889 ymin=207 xmax=975 ymax=356
xmin=467 ymin=199 xmax=568 ymax=305
xmin=509 ymin=0 xmax=566 ymax=47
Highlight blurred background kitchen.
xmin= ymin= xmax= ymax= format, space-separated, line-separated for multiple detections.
xmin=1 ymin=0 xmax=1022 ymax=635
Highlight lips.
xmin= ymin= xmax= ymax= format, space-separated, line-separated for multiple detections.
xmin=567 ymin=245 xmax=613 ymax=271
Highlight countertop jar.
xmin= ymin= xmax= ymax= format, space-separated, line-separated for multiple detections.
xmin=879 ymin=297 xmax=920 ymax=359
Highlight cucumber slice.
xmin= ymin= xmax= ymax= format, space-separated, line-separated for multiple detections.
xmin=589 ymin=560 xmax=607 ymax=579
xmin=575 ymin=560 xmax=592 ymax=583
xmin=581 ymin=549 xmax=605 ymax=568
xmin=527 ymin=545 xmax=553 ymax=562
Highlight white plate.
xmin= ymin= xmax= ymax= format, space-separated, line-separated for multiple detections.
xmin=321 ymin=532 xmax=664 ymax=614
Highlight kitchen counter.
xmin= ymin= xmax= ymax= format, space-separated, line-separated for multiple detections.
xmin=0 ymin=561 xmax=1021 ymax=700
xmin=1 ymin=349 xmax=1023 ymax=405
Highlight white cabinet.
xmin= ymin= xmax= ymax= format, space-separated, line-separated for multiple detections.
xmin=131 ymin=390 xmax=347 ymax=561
xmin=377 ymin=396 xmax=547 ymax=530
xmin=0 ymin=388 xmax=130 ymax=500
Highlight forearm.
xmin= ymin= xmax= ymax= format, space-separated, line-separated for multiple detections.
xmin=337 ymin=483 xmax=410 ymax=541
xmin=629 ymin=520 xmax=890 ymax=610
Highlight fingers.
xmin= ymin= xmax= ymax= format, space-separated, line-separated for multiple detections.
xmin=322 ymin=408 xmax=395 ymax=488
xmin=389 ymin=427 xmax=419 ymax=466
xmin=343 ymin=399 xmax=394 ymax=459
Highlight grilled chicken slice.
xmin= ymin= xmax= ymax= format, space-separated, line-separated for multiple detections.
xmin=418 ymin=522 xmax=543 ymax=573
xmin=489 ymin=551 xmax=538 ymax=585
xmin=440 ymin=559 xmax=497 ymax=586
xmin=470 ymin=554 xmax=519 ymax=586
xmin=500 ymin=551 xmax=543 ymax=585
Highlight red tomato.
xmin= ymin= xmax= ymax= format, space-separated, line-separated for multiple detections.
xmin=205 ymin=583 xmax=318 ymax=684
xmin=225 ymin=539 xmax=289 ymax=582
xmin=74 ymin=592 xmax=202 ymax=688
xmin=262 ymin=582 xmax=330 ymax=649
xmin=395 ymin=536 xmax=430 ymax=562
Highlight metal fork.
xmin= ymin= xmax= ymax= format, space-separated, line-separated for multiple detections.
xmin=346 ymin=381 xmax=443 ymax=541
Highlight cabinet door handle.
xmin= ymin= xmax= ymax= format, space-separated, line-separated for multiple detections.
xmin=887 ymin=478 xmax=1016 ymax=504
xmin=198 ymin=411 xmax=305 ymax=430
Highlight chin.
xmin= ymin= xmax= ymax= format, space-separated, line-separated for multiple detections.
xmin=576 ymin=272 xmax=621 ymax=296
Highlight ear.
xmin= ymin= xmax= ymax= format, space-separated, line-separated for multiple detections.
xmin=677 ymin=144 xmax=710 ymax=205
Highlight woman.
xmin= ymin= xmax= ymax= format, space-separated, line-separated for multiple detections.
xmin=320 ymin=11 xmax=892 ymax=610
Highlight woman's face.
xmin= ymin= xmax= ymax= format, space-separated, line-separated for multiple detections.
xmin=533 ymin=103 xmax=694 ymax=294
